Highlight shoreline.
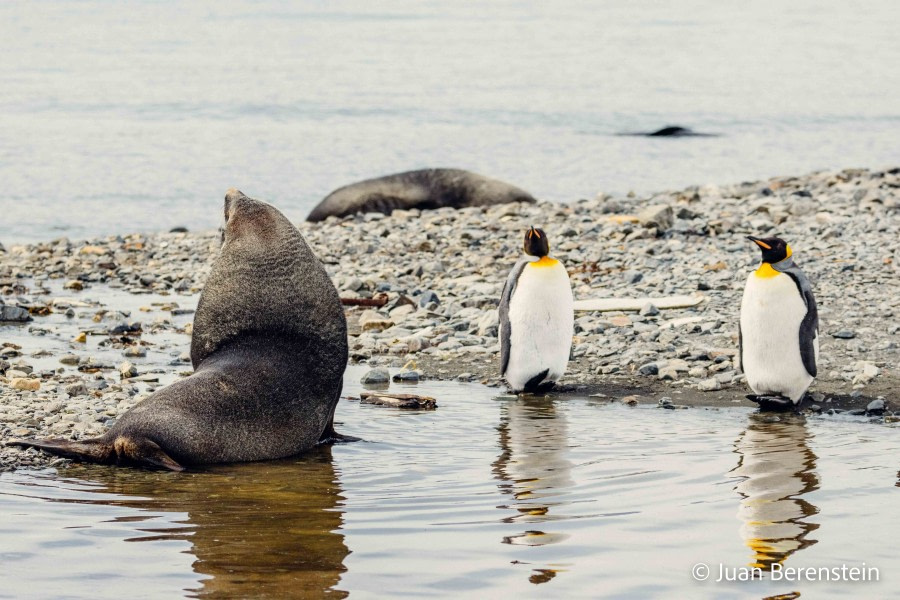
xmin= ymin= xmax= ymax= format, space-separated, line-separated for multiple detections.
xmin=2 ymin=166 xmax=898 ymax=471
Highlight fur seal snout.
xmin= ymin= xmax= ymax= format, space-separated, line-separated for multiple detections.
xmin=8 ymin=190 xmax=348 ymax=470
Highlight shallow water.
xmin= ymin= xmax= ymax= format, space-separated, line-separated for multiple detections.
xmin=1 ymin=367 xmax=897 ymax=599
xmin=1 ymin=0 xmax=899 ymax=242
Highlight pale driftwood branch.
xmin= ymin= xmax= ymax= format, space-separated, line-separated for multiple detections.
xmin=573 ymin=295 xmax=705 ymax=312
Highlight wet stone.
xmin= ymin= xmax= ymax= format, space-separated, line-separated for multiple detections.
xmin=638 ymin=363 xmax=659 ymax=376
xmin=866 ymin=398 xmax=886 ymax=414
xmin=418 ymin=291 xmax=440 ymax=307
xmin=622 ymin=270 xmax=643 ymax=284
xmin=0 ymin=305 xmax=31 ymax=322
xmin=392 ymin=369 xmax=420 ymax=383
xmin=118 ymin=362 xmax=138 ymax=379
xmin=360 ymin=368 xmax=390 ymax=385
xmin=108 ymin=321 xmax=142 ymax=335
xmin=9 ymin=378 xmax=41 ymax=391
xmin=639 ymin=303 xmax=660 ymax=316
xmin=698 ymin=378 xmax=721 ymax=392
xmin=65 ymin=382 xmax=88 ymax=397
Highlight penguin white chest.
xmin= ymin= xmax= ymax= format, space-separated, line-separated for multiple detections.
xmin=740 ymin=271 xmax=813 ymax=402
xmin=504 ymin=260 xmax=574 ymax=391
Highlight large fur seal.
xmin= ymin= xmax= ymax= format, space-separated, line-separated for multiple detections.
xmin=306 ymin=168 xmax=536 ymax=222
xmin=8 ymin=190 xmax=348 ymax=470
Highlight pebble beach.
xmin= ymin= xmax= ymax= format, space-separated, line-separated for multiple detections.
xmin=2 ymin=167 xmax=898 ymax=471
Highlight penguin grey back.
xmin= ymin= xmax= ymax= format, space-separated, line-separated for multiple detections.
xmin=499 ymin=258 xmax=529 ymax=376
xmin=191 ymin=189 xmax=348 ymax=372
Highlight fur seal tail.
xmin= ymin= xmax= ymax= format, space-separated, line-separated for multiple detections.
xmin=6 ymin=436 xmax=184 ymax=472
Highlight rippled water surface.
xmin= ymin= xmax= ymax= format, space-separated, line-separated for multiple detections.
xmin=1 ymin=0 xmax=899 ymax=242
xmin=1 ymin=368 xmax=897 ymax=599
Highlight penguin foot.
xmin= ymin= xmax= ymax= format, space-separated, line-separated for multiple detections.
xmin=746 ymin=394 xmax=796 ymax=412
xmin=521 ymin=369 xmax=551 ymax=394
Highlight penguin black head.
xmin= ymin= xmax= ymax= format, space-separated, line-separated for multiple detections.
xmin=523 ymin=226 xmax=549 ymax=257
xmin=748 ymin=235 xmax=792 ymax=264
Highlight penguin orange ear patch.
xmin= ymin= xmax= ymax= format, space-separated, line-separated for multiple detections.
xmin=753 ymin=239 xmax=771 ymax=250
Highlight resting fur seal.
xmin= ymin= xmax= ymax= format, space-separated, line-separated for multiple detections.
xmin=306 ymin=168 xmax=536 ymax=222
xmin=8 ymin=190 xmax=348 ymax=470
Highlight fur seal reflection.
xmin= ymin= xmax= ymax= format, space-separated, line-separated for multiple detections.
xmin=53 ymin=448 xmax=348 ymax=597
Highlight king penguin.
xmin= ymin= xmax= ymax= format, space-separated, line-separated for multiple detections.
xmin=499 ymin=226 xmax=574 ymax=393
xmin=739 ymin=235 xmax=819 ymax=410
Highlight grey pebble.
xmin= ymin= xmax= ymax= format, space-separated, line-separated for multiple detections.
xmin=392 ymin=369 xmax=420 ymax=383
xmin=866 ymin=398 xmax=885 ymax=414
xmin=360 ymin=368 xmax=390 ymax=384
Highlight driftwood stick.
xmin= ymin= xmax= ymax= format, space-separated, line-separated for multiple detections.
xmin=360 ymin=391 xmax=436 ymax=402
xmin=359 ymin=391 xmax=438 ymax=409
xmin=340 ymin=294 xmax=389 ymax=307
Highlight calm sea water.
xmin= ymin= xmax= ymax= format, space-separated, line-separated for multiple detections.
xmin=1 ymin=0 xmax=899 ymax=242
xmin=1 ymin=369 xmax=898 ymax=599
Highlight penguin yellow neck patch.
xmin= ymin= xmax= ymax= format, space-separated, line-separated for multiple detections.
xmin=754 ymin=263 xmax=780 ymax=278
xmin=530 ymin=256 xmax=559 ymax=268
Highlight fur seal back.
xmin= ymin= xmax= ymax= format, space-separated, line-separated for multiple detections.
xmin=306 ymin=168 xmax=536 ymax=222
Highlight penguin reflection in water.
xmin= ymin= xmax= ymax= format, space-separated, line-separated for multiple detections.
xmin=499 ymin=227 xmax=574 ymax=393
xmin=740 ymin=236 xmax=819 ymax=411
xmin=732 ymin=413 xmax=820 ymax=569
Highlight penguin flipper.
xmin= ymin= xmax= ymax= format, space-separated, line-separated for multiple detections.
xmin=798 ymin=288 xmax=818 ymax=377
xmin=776 ymin=261 xmax=818 ymax=378
xmin=499 ymin=259 xmax=529 ymax=376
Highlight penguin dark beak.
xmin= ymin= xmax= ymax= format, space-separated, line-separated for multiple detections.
xmin=747 ymin=236 xmax=771 ymax=250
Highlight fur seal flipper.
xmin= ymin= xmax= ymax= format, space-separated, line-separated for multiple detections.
xmin=8 ymin=436 xmax=184 ymax=471
xmin=307 ymin=168 xmax=536 ymax=222
xmin=8 ymin=190 xmax=348 ymax=470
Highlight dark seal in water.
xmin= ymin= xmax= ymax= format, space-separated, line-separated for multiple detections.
xmin=8 ymin=190 xmax=348 ymax=470
xmin=306 ymin=168 xmax=536 ymax=222
xmin=617 ymin=125 xmax=719 ymax=137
